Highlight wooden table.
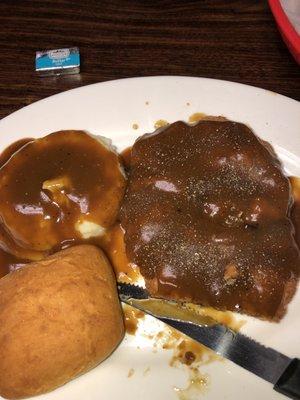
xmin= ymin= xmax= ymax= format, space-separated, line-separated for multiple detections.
xmin=0 ymin=0 xmax=299 ymax=120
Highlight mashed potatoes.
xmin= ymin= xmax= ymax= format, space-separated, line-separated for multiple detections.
xmin=0 ymin=130 xmax=126 ymax=259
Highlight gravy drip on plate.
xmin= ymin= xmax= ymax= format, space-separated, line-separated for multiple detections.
xmin=120 ymin=147 xmax=132 ymax=172
xmin=123 ymin=304 xmax=145 ymax=335
xmin=101 ymin=223 xmax=141 ymax=283
xmin=291 ymin=176 xmax=300 ymax=248
xmin=121 ymin=120 xmax=300 ymax=320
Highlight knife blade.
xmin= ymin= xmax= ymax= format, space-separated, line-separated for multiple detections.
xmin=118 ymin=282 xmax=300 ymax=400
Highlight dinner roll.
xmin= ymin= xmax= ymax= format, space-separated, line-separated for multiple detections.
xmin=0 ymin=245 xmax=124 ymax=399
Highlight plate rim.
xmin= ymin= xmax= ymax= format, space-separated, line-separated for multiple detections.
xmin=0 ymin=74 xmax=299 ymax=400
xmin=1 ymin=75 xmax=299 ymax=124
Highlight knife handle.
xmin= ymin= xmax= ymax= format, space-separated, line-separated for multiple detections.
xmin=274 ymin=358 xmax=300 ymax=399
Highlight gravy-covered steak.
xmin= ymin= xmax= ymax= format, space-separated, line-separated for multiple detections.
xmin=121 ymin=120 xmax=300 ymax=320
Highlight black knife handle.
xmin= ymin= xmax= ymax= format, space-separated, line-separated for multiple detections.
xmin=274 ymin=358 xmax=300 ymax=399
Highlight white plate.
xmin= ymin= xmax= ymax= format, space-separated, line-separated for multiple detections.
xmin=0 ymin=76 xmax=299 ymax=400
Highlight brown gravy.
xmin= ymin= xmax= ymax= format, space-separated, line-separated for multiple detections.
xmin=0 ymin=250 xmax=28 ymax=278
xmin=123 ymin=304 xmax=145 ymax=335
xmin=121 ymin=120 xmax=300 ymax=320
xmin=290 ymin=176 xmax=300 ymax=248
xmin=120 ymin=147 xmax=132 ymax=172
xmin=101 ymin=223 xmax=141 ymax=283
xmin=0 ymin=131 xmax=126 ymax=275
xmin=0 ymin=138 xmax=34 ymax=168
xmin=0 ymin=130 xmax=299 ymax=327
xmin=0 ymin=137 xmax=35 ymax=278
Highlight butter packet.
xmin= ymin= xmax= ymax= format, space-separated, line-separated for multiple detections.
xmin=35 ymin=47 xmax=80 ymax=76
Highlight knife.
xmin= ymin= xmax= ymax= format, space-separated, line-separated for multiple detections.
xmin=118 ymin=282 xmax=300 ymax=400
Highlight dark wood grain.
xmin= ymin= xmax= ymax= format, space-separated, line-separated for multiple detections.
xmin=0 ymin=0 xmax=299 ymax=120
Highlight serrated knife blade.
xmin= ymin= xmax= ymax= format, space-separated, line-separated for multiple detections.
xmin=118 ymin=282 xmax=300 ymax=400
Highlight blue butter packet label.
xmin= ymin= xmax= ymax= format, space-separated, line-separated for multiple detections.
xmin=35 ymin=47 xmax=80 ymax=71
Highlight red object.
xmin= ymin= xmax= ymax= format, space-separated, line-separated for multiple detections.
xmin=269 ymin=0 xmax=300 ymax=64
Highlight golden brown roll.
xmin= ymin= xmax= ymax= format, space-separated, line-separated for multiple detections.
xmin=0 ymin=245 xmax=124 ymax=399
